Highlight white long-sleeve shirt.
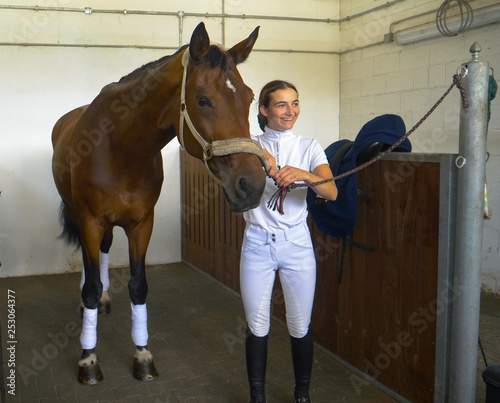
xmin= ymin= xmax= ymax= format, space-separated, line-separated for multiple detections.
xmin=243 ymin=126 xmax=328 ymax=233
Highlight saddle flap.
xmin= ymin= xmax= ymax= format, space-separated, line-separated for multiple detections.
xmin=356 ymin=141 xmax=384 ymax=166
xmin=328 ymin=140 xmax=353 ymax=176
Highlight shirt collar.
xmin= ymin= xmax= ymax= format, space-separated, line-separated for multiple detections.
xmin=263 ymin=126 xmax=294 ymax=139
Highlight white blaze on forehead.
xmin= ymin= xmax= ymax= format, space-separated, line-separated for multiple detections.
xmin=226 ymin=78 xmax=236 ymax=92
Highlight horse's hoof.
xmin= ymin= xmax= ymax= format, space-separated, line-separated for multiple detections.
xmin=133 ymin=356 xmax=158 ymax=382
xmin=98 ymin=300 xmax=111 ymax=314
xmin=78 ymin=362 xmax=103 ymax=385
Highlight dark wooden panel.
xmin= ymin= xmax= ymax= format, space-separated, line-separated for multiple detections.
xmin=341 ymin=160 xmax=440 ymax=402
xmin=181 ymin=151 xmax=245 ymax=293
xmin=181 ymin=151 xmax=440 ymax=402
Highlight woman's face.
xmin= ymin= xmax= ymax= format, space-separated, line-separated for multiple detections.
xmin=260 ymin=88 xmax=300 ymax=132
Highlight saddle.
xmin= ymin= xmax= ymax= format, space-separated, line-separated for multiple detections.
xmin=306 ymin=114 xmax=412 ymax=282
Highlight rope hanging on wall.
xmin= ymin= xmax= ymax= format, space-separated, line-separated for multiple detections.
xmin=436 ymin=0 xmax=473 ymax=37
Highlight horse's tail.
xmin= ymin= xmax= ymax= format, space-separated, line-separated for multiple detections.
xmin=58 ymin=202 xmax=81 ymax=247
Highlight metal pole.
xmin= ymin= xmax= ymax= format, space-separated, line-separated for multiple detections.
xmin=448 ymin=42 xmax=489 ymax=403
xmin=178 ymin=11 xmax=185 ymax=47
xmin=221 ymin=0 xmax=226 ymax=47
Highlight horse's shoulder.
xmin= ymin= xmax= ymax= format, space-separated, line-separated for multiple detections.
xmin=52 ymin=105 xmax=89 ymax=146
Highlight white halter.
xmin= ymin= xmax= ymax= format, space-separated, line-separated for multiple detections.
xmin=178 ymin=48 xmax=270 ymax=175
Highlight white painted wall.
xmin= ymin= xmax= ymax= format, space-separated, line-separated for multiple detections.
xmin=340 ymin=0 xmax=500 ymax=293
xmin=0 ymin=1 xmax=340 ymax=277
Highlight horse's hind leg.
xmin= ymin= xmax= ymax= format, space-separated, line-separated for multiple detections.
xmin=126 ymin=212 xmax=158 ymax=382
xmin=78 ymin=222 xmax=104 ymax=385
xmin=98 ymin=228 xmax=113 ymax=314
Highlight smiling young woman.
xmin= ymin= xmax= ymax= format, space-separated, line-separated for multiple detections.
xmin=239 ymin=80 xmax=338 ymax=403
xmin=259 ymin=87 xmax=300 ymax=131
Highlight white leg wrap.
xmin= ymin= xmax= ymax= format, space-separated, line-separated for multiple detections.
xmin=131 ymin=303 xmax=148 ymax=347
xmin=80 ymin=267 xmax=85 ymax=291
xmin=80 ymin=253 xmax=109 ymax=292
xmin=80 ymin=307 xmax=98 ymax=350
xmin=100 ymin=252 xmax=110 ymax=291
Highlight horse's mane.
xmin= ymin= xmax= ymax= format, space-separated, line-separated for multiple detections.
xmin=118 ymin=43 xmax=228 ymax=84
xmin=117 ymin=45 xmax=188 ymax=83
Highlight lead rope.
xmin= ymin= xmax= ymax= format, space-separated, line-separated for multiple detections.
xmin=267 ymin=74 xmax=469 ymax=215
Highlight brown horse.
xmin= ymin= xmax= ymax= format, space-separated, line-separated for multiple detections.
xmin=51 ymin=22 xmax=268 ymax=385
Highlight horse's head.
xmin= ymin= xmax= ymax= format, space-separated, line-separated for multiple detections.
xmin=178 ymin=22 xmax=267 ymax=213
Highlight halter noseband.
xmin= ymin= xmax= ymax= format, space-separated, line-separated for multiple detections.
xmin=178 ymin=48 xmax=271 ymax=176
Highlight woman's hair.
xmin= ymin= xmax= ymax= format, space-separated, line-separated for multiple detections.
xmin=257 ymin=80 xmax=298 ymax=132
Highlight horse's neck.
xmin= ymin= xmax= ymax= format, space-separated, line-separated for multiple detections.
xmin=103 ymin=58 xmax=183 ymax=157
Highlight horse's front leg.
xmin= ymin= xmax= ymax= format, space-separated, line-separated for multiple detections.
xmin=98 ymin=227 xmax=113 ymax=314
xmin=78 ymin=221 xmax=105 ymax=385
xmin=79 ymin=227 xmax=113 ymax=316
xmin=126 ymin=212 xmax=158 ymax=382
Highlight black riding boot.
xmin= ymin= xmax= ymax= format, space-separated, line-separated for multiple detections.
xmin=246 ymin=326 xmax=268 ymax=403
xmin=291 ymin=329 xmax=313 ymax=403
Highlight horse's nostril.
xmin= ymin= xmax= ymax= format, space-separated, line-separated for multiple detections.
xmin=237 ymin=177 xmax=248 ymax=198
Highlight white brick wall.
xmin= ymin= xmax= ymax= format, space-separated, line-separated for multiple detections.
xmin=340 ymin=0 xmax=500 ymax=294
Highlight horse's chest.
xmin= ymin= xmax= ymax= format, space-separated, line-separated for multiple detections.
xmin=113 ymin=186 xmax=159 ymax=212
xmin=99 ymin=189 xmax=156 ymax=226
xmin=118 ymin=191 xmax=139 ymax=206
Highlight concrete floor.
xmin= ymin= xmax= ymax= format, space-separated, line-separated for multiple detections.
xmin=0 ymin=262 xmax=498 ymax=402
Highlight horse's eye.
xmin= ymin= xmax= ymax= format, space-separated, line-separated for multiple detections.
xmin=196 ymin=96 xmax=211 ymax=107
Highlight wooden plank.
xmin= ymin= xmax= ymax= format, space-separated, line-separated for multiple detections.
xmin=310 ymin=216 xmax=341 ymax=353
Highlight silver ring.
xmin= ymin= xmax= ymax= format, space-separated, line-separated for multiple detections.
xmin=456 ymin=155 xmax=466 ymax=168
xmin=457 ymin=65 xmax=468 ymax=78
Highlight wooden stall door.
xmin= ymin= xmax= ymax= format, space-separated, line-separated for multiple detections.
xmin=310 ymin=159 xmax=441 ymax=403
xmin=181 ymin=150 xmax=445 ymax=403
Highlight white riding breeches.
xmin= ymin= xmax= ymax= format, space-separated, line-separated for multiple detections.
xmin=240 ymin=222 xmax=316 ymax=338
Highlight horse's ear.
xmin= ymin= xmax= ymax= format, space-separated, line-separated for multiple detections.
xmin=228 ymin=26 xmax=260 ymax=65
xmin=189 ymin=22 xmax=210 ymax=62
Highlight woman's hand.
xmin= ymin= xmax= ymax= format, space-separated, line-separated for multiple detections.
xmin=273 ymin=165 xmax=310 ymax=188
xmin=273 ymin=164 xmax=338 ymax=201
xmin=262 ymin=149 xmax=277 ymax=177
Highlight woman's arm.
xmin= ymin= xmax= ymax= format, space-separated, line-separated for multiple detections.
xmin=308 ymin=164 xmax=338 ymax=201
